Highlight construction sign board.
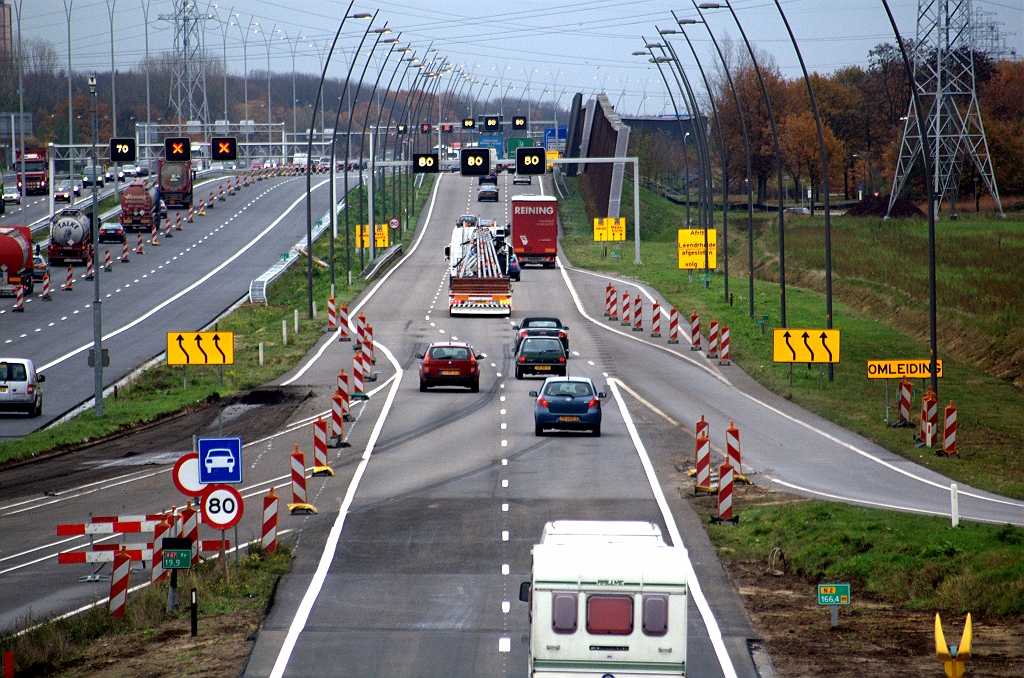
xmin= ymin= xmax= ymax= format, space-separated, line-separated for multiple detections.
xmin=356 ymin=224 xmax=389 ymax=249
xmin=866 ymin=359 xmax=943 ymax=379
xmin=167 ymin=332 xmax=234 ymax=365
xmin=594 ymin=217 xmax=626 ymax=242
xmin=772 ymin=328 xmax=840 ymax=364
xmin=677 ymin=229 xmax=718 ymax=269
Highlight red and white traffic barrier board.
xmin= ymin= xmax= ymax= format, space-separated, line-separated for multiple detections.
xmin=84 ymin=257 xmax=94 ymax=280
xmin=719 ymin=325 xmax=730 ymax=365
xmin=651 ymin=301 xmax=661 ymax=337
xmin=355 ymin=312 xmax=367 ymax=346
xmin=58 ymin=548 xmax=153 ymax=564
xmin=920 ymin=387 xmax=938 ymax=446
xmin=694 ymin=432 xmax=712 ymax=493
xmin=620 ymin=291 xmax=631 ymax=327
xmin=150 ymin=224 xmax=160 ymax=246
xmin=121 ymin=239 xmax=130 ymax=263
xmin=668 ymin=306 xmax=679 ymax=344
xmin=175 ymin=212 xmax=183 ymax=231
xmin=725 ymin=421 xmax=742 ymax=475
xmin=331 ymin=394 xmax=346 ymax=445
xmin=197 ymin=197 xmax=206 ymax=215
xmin=180 ymin=501 xmax=200 ymax=565
xmin=327 ymin=295 xmax=337 ymax=331
xmin=337 ymin=369 xmax=351 ymax=419
xmin=604 ymin=284 xmax=613 ymax=317
xmin=690 ymin=310 xmax=701 ymax=351
xmin=633 ymin=297 xmax=643 ymax=332
xmin=312 ymin=416 xmax=333 ymax=476
xmin=40 ymin=273 xmax=51 ymax=301
xmin=363 ymin=324 xmax=376 ymax=373
xmin=91 ymin=513 xmax=166 ymax=523
xmin=263 ymin=488 xmax=279 ymax=554
xmin=151 ymin=519 xmax=172 ymax=583
xmin=942 ymin=400 xmax=957 ymax=457
xmin=608 ymin=286 xmax=618 ymax=321
xmin=109 ymin=548 xmax=131 ymax=617
xmin=58 ymin=520 xmax=163 ymax=536
xmin=708 ymin=317 xmax=719 ymax=358
xmin=187 ymin=206 xmax=195 ymax=223
xmin=897 ymin=378 xmax=913 ymax=427
xmin=135 ymin=231 xmax=145 ymax=255
xmin=714 ymin=462 xmax=738 ymax=523
xmin=338 ymin=303 xmax=351 ymax=341
xmin=62 ymin=264 xmax=74 ymax=291
xmin=12 ymin=285 xmax=24 ymax=312
xmin=288 ymin=446 xmax=317 ymax=514
xmin=104 ymin=248 xmax=112 ymax=271
xmin=353 ymin=351 xmax=365 ymax=396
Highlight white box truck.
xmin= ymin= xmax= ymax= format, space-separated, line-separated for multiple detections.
xmin=520 ymin=521 xmax=688 ymax=677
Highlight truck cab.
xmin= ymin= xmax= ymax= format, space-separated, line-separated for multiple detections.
xmin=521 ymin=521 xmax=688 ymax=677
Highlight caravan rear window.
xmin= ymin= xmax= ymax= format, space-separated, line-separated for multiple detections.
xmin=642 ymin=595 xmax=668 ymax=636
xmin=551 ymin=592 xmax=578 ymax=633
xmin=587 ymin=595 xmax=633 ymax=635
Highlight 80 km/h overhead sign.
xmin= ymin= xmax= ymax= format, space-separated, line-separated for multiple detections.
xmin=166 ymin=332 xmax=234 ymax=365
xmin=773 ymin=328 xmax=841 ymax=364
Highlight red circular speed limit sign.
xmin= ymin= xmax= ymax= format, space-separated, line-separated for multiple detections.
xmin=388 ymin=217 xmax=400 ymax=230
xmin=200 ymin=484 xmax=244 ymax=530
xmin=173 ymin=452 xmax=207 ymax=497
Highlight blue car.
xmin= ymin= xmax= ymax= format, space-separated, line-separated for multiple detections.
xmin=530 ymin=376 xmax=607 ymax=437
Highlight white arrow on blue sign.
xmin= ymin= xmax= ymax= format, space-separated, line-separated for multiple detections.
xmin=198 ymin=437 xmax=243 ymax=484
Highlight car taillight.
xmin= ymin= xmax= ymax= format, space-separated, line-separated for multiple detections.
xmin=558 ymin=357 xmax=566 ymax=363
xmin=537 ymin=397 xmax=549 ymax=408
xmin=518 ymin=356 xmax=526 ymax=362
xmin=558 ymin=331 xmax=566 ymax=338
xmin=27 ymin=384 xmax=34 ymax=396
xmin=519 ymin=331 xmax=527 ymax=339
xmin=422 ymin=355 xmax=430 ymax=364
xmin=588 ymin=398 xmax=599 ymax=409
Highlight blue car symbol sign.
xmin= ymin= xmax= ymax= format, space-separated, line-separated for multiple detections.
xmin=198 ymin=437 xmax=243 ymax=484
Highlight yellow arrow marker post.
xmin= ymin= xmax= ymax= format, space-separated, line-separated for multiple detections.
xmin=772 ymin=328 xmax=841 ymax=364
xmin=167 ymin=332 xmax=235 ymax=366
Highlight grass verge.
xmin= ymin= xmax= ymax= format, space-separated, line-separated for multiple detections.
xmin=0 ymin=542 xmax=293 ymax=676
xmin=557 ymin=175 xmax=1024 ymax=499
xmin=0 ymin=173 xmax=435 ymax=465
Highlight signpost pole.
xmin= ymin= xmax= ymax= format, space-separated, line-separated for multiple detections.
xmin=831 ymin=605 xmax=838 ymax=628
xmin=191 ymin=588 xmax=198 ymax=636
xmin=633 ymin=160 xmax=641 ymax=266
xmin=220 ymin=529 xmax=227 ymax=578
xmin=885 ymin=379 xmax=890 ymax=424
xmin=167 ymin=568 xmax=178 ymax=613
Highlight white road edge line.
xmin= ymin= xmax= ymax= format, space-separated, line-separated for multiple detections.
xmin=268 ymin=341 xmax=403 ymax=678
xmin=607 ymin=378 xmax=738 ymax=678
xmin=555 ymin=257 xmax=1024 ymax=511
xmin=39 ymin=179 xmax=330 ymax=373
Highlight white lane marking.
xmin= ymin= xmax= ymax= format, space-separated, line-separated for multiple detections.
xmin=499 ymin=637 xmax=511 ymax=652
xmin=501 ymin=479 xmax=509 ymax=487
xmin=268 ymin=341 xmax=403 ymax=678
xmin=501 ymin=563 xmax=510 ymax=575
xmin=501 ymin=459 xmax=507 ymax=466
xmin=283 ymin=174 xmax=442 ymax=385
xmin=39 ymin=180 xmax=330 ymax=373
xmin=502 ymin=503 xmax=509 ymax=511
xmin=501 ymin=440 xmax=507 ymax=447
xmin=501 ymin=530 xmax=509 ymax=541
xmin=607 ymin=379 xmax=738 ymax=678
xmin=555 ymin=258 xmax=1024 ymax=511
xmin=500 ymin=422 xmax=507 ymax=429
xmin=500 ymin=396 xmax=505 ymax=402
xmin=588 ymin=360 xmax=595 ymax=366
xmin=502 ymin=601 xmax=511 ymax=613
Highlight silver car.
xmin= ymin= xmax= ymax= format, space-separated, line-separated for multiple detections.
xmin=0 ymin=358 xmax=44 ymax=417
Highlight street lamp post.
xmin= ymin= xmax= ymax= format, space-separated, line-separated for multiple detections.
xmin=13 ymin=0 xmax=26 ymax=204
xmin=141 ymin=0 xmax=154 ymax=174
xmin=63 ymin=1 xmax=75 ymax=187
xmin=106 ymin=0 xmax=119 ymax=200
xmin=88 ymin=73 xmax=104 ymax=418
xmin=259 ymin=24 xmax=276 ymax=162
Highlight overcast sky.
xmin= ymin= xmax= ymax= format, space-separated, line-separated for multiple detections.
xmin=16 ymin=0 xmax=1024 ymax=116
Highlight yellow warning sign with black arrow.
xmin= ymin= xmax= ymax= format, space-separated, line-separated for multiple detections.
xmin=772 ymin=328 xmax=840 ymax=364
xmin=167 ymin=332 xmax=234 ymax=366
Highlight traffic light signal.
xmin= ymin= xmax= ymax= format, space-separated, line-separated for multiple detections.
xmin=462 ymin=118 xmax=475 ymax=129
xmin=512 ymin=116 xmax=527 ymax=130
xmin=211 ymin=137 xmax=237 ymax=161
xmin=516 ymin=147 xmax=546 ymax=175
xmin=460 ymin=148 xmax=490 ymax=176
xmin=164 ymin=137 xmax=191 ymax=161
xmin=442 ymin=123 xmax=453 ymax=134
xmin=413 ymin=153 xmax=439 ymax=174
xmin=109 ymin=137 xmax=136 ymax=162
xmin=396 ymin=124 xmax=407 ymax=135
xmin=483 ymin=117 xmax=500 ymax=131
xmin=419 ymin=123 xmax=431 ymax=134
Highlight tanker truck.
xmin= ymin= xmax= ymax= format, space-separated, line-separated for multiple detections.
xmin=0 ymin=226 xmax=36 ymax=296
xmin=48 ymin=208 xmax=94 ymax=266
xmin=119 ymin=179 xmax=161 ymax=232
xmin=158 ymin=158 xmax=193 ymax=208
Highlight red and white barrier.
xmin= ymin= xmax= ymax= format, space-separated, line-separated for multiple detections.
xmin=353 ymin=352 xmax=365 ymax=396
xmin=208 ymin=189 xmax=216 ymax=207
xmin=109 ymin=548 xmax=130 ymax=617
xmin=608 ymin=286 xmax=618 ymax=321
xmin=198 ymin=198 xmax=206 ymax=215
xmin=121 ymin=239 xmax=130 ymax=263
xmin=327 ymin=295 xmax=337 ymax=331
xmin=719 ymin=325 xmax=730 ymax=365
xmin=708 ymin=317 xmax=719 ymax=358
xmin=364 ymin=324 xmax=376 ymax=369
xmin=151 ymin=224 xmax=160 ymax=246
xmin=175 ymin=212 xmax=183 ymax=231
xmin=331 ymin=394 xmax=346 ymax=444
xmin=12 ymin=285 xmax=24 ymax=312
xmin=926 ymin=391 xmax=938 ymax=447
xmin=337 ymin=369 xmax=351 ymax=419
xmin=151 ymin=518 xmax=172 ymax=583
xmin=288 ymin=445 xmax=316 ymax=513
xmin=694 ymin=432 xmax=712 ymax=493
xmin=715 ymin=462 xmax=738 ymax=523
xmin=604 ymin=284 xmax=614 ymax=317
xmin=696 ymin=413 xmax=709 ymax=441
xmin=218 ymin=184 xmax=225 ymax=201
xmin=690 ymin=310 xmax=701 ymax=351
xmin=104 ymin=248 xmax=112 ymax=271
xmin=135 ymin=231 xmax=145 ymax=255
xmin=90 ymin=514 xmax=166 ymax=523
xmin=621 ymin=291 xmax=631 ymax=327
xmin=898 ymin=378 xmax=913 ymax=426
xmin=942 ymin=401 xmax=957 ymax=457
xmin=58 ymin=519 xmax=163 ymax=536
xmin=355 ymin=313 xmax=367 ymax=346
xmin=58 ymin=548 xmax=153 ymax=564
xmin=725 ymin=421 xmax=742 ymax=474
xmin=164 ymin=217 xmax=173 ymax=239
xmin=338 ymin=303 xmax=350 ymax=341
xmin=920 ymin=388 xmax=937 ymax=446
xmin=312 ymin=416 xmax=333 ymax=476
xmin=40 ymin=273 xmax=51 ymax=301
xmin=62 ymin=264 xmax=74 ymax=291
xmin=668 ymin=306 xmax=679 ymax=344
xmin=187 ymin=206 xmax=195 ymax=223
xmin=633 ymin=297 xmax=643 ymax=332
xmin=84 ymin=257 xmax=94 ymax=280
xmin=179 ymin=502 xmax=200 ymax=565
xmin=262 ymin=488 xmax=279 ymax=553
xmin=651 ymin=301 xmax=661 ymax=337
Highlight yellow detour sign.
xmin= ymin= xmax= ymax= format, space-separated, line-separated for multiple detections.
xmin=594 ymin=217 xmax=626 ymax=242
xmin=866 ymin=359 xmax=943 ymax=379
xmin=356 ymin=224 xmax=389 ymax=249
xmin=935 ymin=613 xmax=971 ymax=678
xmin=167 ymin=332 xmax=234 ymax=365
xmin=677 ymin=228 xmax=717 ymax=269
xmin=772 ymin=328 xmax=841 ymax=364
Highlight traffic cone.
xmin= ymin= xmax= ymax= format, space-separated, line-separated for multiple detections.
xmin=151 ymin=224 xmax=160 ymax=246
xmin=135 ymin=232 xmax=145 ymax=255
xmin=121 ymin=239 xmax=130 ymax=263
xmin=175 ymin=212 xmax=183 ymax=231
xmin=12 ymin=284 xmax=24 ymax=312
xmin=104 ymin=248 xmax=112 ymax=271
xmin=84 ymin=256 xmax=94 ymax=281
xmin=164 ymin=217 xmax=173 ymax=239
xmin=40 ymin=272 xmax=52 ymax=300
xmin=198 ymin=198 xmax=206 ymax=216
xmin=186 ymin=206 xmax=194 ymax=223
xmin=62 ymin=264 xmax=74 ymax=291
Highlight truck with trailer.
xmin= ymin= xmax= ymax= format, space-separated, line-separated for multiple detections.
xmin=119 ymin=179 xmax=161 ymax=232
xmin=16 ymin=149 xmax=48 ymax=196
xmin=158 ymin=158 xmax=193 ymax=208
xmin=519 ymin=520 xmax=689 ymax=677
xmin=445 ymin=221 xmax=513 ymax=316
xmin=48 ymin=207 xmax=94 ymax=266
xmin=511 ymin=195 xmax=559 ymax=268
xmin=0 ymin=226 xmax=36 ymax=297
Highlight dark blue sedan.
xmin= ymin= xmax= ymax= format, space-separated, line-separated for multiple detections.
xmin=530 ymin=376 xmax=607 ymax=437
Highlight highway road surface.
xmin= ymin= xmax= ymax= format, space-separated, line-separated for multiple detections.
xmin=2 ymin=170 xmax=1022 ymax=677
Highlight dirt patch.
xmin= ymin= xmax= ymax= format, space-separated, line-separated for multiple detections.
xmin=845 ymin=194 xmax=925 ymax=218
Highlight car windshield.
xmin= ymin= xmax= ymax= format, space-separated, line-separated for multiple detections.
xmin=57 ymin=181 xmax=70 ymax=190
xmin=0 ymin=362 xmax=28 ymax=381
xmin=429 ymin=346 xmax=471 ymax=360
xmin=520 ymin=338 xmax=564 ymax=357
xmin=101 ymin=223 xmax=118 ymax=231
xmin=543 ymin=381 xmax=593 ymax=398
xmin=524 ymin=320 xmax=560 ymax=329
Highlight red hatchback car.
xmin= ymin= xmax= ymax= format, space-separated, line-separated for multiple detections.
xmin=418 ymin=342 xmax=481 ymax=392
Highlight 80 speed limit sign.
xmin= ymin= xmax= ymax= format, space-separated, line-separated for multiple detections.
xmin=200 ymin=484 xmax=244 ymax=530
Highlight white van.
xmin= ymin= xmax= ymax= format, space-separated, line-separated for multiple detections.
xmin=0 ymin=358 xmax=44 ymax=417
xmin=520 ymin=521 xmax=688 ymax=677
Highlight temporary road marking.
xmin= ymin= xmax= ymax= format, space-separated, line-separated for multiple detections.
xmin=607 ymin=379 xmax=738 ymax=678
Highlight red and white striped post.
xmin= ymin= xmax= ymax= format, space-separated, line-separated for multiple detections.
xmin=262 ymin=488 xmax=279 ymax=553
xmin=620 ymin=291 xmax=631 ymax=327
xmin=164 ymin=217 xmax=173 ymax=239
xmin=633 ymin=297 xmax=643 ymax=332
xmin=355 ymin=313 xmax=368 ymax=347
xmin=718 ymin=325 xmax=730 ymax=365
xmin=713 ymin=462 xmax=738 ymax=523
xmin=352 ymin=352 xmax=365 ymax=396
xmin=11 ymin=285 xmax=24 ymax=312
xmin=338 ymin=303 xmax=351 ymax=341
xmin=337 ymin=369 xmax=351 ymax=420
xmin=604 ymin=284 xmax=613 ymax=317
xmin=897 ymin=378 xmax=913 ymax=427
xmin=208 ymin=189 xmax=216 ymax=207
xmin=61 ymin=264 xmax=74 ymax=291
xmin=109 ymin=547 xmax=130 ymax=617
xmin=926 ymin=391 xmax=939 ymax=448
xmin=151 ymin=518 xmax=172 ymax=584
xmin=287 ymin=445 xmax=316 ymax=514
xmin=121 ymin=239 xmax=130 ymax=263
xmin=364 ymin=324 xmax=376 ymax=367
xmin=151 ymin=223 xmax=160 ymax=246
xmin=40 ymin=273 xmax=51 ymax=301
xmin=218 ymin=184 xmax=225 ymax=201
xmin=608 ymin=286 xmax=618 ymax=321
xmin=694 ymin=432 xmax=713 ymax=494
xmin=668 ymin=307 xmax=679 ymax=343
xmin=104 ymin=247 xmax=112 ymax=271
xmin=708 ymin=317 xmax=719 ymax=358
xmin=186 ymin=206 xmax=195 ymax=223
xmin=330 ymin=394 xmax=346 ymax=446
xmin=690 ymin=310 xmax=701 ymax=351
xmin=327 ymin=295 xmax=337 ymax=331
xmin=175 ymin=212 xmax=183 ymax=231
xmin=942 ymin=401 xmax=958 ymax=457
xmin=312 ymin=416 xmax=333 ymax=476
xmin=725 ymin=421 xmax=742 ymax=475
xmin=135 ymin=231 xmax=145 ymax=254
xmin=84 ymin=256 xmax=94 ymax=280
xmin=651 ymin=301 xmax=661 ymax=337
xmin=696 ymin=413 xmax=709 ymax=441
xmin=179 ymin=502 xmax=199 ymax=565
